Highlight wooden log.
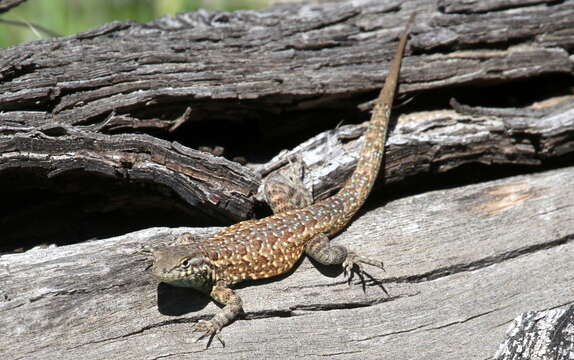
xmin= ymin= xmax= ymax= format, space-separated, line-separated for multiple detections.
xmin=2 ymin=0 xmax=574 ymax=249
xmin=0 ymin=122 xmax=260 ymax=223
xmin=3 ymin=92 xmax=574 ymax=248
xmin=495 ymin=306 xmax=574 ymax=360
xmin=0 ymin=122 xmax=260 ymax=251
xmin=258 ymin=95 xmax=574 ymax=200
xmin=1 ymin=0 xmax=572 ymax=127
xmin=1 ymin=1 xmax=574 ymax=357
xmin=1 ymin=164 xmax=573 ymax=359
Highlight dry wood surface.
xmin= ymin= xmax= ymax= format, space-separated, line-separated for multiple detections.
xmin=1 ymin=0 xmax=574 ymax=359
xmin=1 ymin=166 xmax=573 ymax=359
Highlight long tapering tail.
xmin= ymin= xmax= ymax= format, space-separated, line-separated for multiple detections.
xmin=330 ymin=14 xmax=415 ymax=231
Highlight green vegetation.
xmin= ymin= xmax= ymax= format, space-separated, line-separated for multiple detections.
xmin=0 ymin=0 xmax=272 ymax=48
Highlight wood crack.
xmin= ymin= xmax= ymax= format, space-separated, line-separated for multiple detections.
xmin=385 ymin=233 xmax=574 ymax=284
xmin=351 ymin=323 xmax=431 ymax=342
xmin=1 ymin=1 xmax=574 ymax=358
xmin=429 ymin=308 xmax=502 ymax=331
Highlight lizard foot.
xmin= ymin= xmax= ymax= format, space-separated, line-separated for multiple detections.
xmin=192 ymin=319 xmax=225 ymax=348
xmin=343 ymin=252 xmax=388 ymax=294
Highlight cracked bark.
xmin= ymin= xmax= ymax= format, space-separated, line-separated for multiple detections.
xmin=495 ymin=306 xmax=574 ymax=360
xmin=2 ymin=166 xmax=574 ymax=359
xmin=2 ymin=0 xmax=574 ymax=251
xmin=1 ymin=0 xmax=574 ymax=359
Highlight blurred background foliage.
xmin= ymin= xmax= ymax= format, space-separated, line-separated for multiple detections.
xmin=0 ymin=0 xmax=283 ymax=48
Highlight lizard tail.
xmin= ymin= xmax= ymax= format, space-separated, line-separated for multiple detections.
xmin=335 ymin=14 xmax=415 ymax=221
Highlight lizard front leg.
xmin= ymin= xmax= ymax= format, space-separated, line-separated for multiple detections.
xmin=305 ymin=233 xmax=385 ymax=290
xmin=193 ymin=282 xmax=243 ymax=347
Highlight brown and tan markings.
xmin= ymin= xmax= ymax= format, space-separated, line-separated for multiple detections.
xmin=144 ymin=13 xmax=416 ymax=347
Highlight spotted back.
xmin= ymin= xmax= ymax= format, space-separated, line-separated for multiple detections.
xmin=197 ymin=18 xmax=413 ymax=284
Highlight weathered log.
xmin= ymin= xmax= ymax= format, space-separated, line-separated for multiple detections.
xmin=0 ymin=122 xmax=260 ymax=222
xmin=1 ymin=0 xmax=572 ymax=127
xmin=258 ymin=95 xmax=574 ymax=200
xmin=0 ymin=121 xmax=260 ymax=251
xmin=1 ymin=165 xmax=573 ymax=359
xmin=4 ymin=93 xmax=573 ymax=250
xmin=495 ymin=306 xmax=574 ymax=360
xmin=2 ymin=0 xmax=574 ymax=250
xmin=1 ymin=0 xmax=574 ymax=358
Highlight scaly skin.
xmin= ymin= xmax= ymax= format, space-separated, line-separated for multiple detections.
xmin=147 ymin=15 xmax=414 ymax=347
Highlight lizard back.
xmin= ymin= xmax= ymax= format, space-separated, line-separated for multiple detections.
xmin=198 ymin=21 xmax=412 ymax=284
xmin=200 ymin=203 xmax=337 ymax=282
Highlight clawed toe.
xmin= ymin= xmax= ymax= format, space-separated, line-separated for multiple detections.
xmin=192 ymin=320 xmax=225 ymax=348
xmin=343 ymin=253 xmax=388 ymax=294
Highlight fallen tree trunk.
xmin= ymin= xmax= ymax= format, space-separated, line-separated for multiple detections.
xmin=1 ymin=165 xmax=573 ymax=359
xmin=2 ymin=0 xmax=574 ymax=249
xmin=3 ymin=93 xmax=574 ymax=244
xmin=495 ymin=306 xmax=574 ymax=360
xmin=1 ymin=0 xmax=574 ymax=358
xmin=1 ymin=0 xmax=572 ymax=127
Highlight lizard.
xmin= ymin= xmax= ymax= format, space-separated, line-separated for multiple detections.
xmin=145 ymin=14 xmax=414 ymax=347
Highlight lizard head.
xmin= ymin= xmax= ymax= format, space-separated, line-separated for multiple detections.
xmin=145 ymin=246 xmax=213 ymax=292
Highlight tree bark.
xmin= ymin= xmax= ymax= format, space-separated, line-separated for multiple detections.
xmin=2 ymin=0 xmax=574 ymax=250
xmin=495 ymin=306 xmax=574 ymax=360
xmin=1 ymin=0 xmax=574 ymax=358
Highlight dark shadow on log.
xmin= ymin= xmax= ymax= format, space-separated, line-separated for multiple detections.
xmin=156 ymin=283 xmax=211 ymax=316
xmin=0 ymin=167 xmax=210 ymax=252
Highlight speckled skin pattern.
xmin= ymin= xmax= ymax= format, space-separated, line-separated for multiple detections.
xmin=148 ymin=17 xmax=413 ymax=346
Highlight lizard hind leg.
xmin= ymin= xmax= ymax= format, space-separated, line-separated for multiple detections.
xmin=262 ymin=156 xmax=313 ymax=214
xmin=305 ymin=233 xmax=386 ymax=293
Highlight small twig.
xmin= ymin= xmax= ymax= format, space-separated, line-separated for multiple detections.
xmin=169 ymin=107 xmax=192 ymax=132
xmin=0 ymin=17 xmax=61 ymax=38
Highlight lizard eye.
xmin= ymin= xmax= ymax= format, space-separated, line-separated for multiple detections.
xmin=180 ymin=259 xmax=191 ymax=268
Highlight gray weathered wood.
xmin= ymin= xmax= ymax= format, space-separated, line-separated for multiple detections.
xmin=3 ymin=93 xmax=574 ymax=239
xmin=1 ymin=165 xmax=573 ymax=359
xmin=494 ymin=306 xmax=574 ymax=360
xmin=258 ymin=95 xmax=574 ymax=200
xmin=0 ymin=122 xmax=260 ymax=223
xmin=0 ymin=0 xmax=572 ymax=127
xmin=1 ymin=1 xmax=574 ymax=358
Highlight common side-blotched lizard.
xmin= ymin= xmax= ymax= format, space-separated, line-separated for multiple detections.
xmin=146 ymin=14 xmax=414 ymax=347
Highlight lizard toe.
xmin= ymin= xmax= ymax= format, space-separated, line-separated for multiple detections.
xmin=192 ymin=320 xmax=226 ymax=348
xmin=343 ymin=252 xmax=387 ymax=292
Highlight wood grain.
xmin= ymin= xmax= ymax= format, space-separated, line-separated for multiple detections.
xmin=1 ymin=165 xmax=573 ymax=359
xmin=1 ymin=0 xmax=574 ymax=248
xmin=1 ymin=0 xmax=574 ymax=358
